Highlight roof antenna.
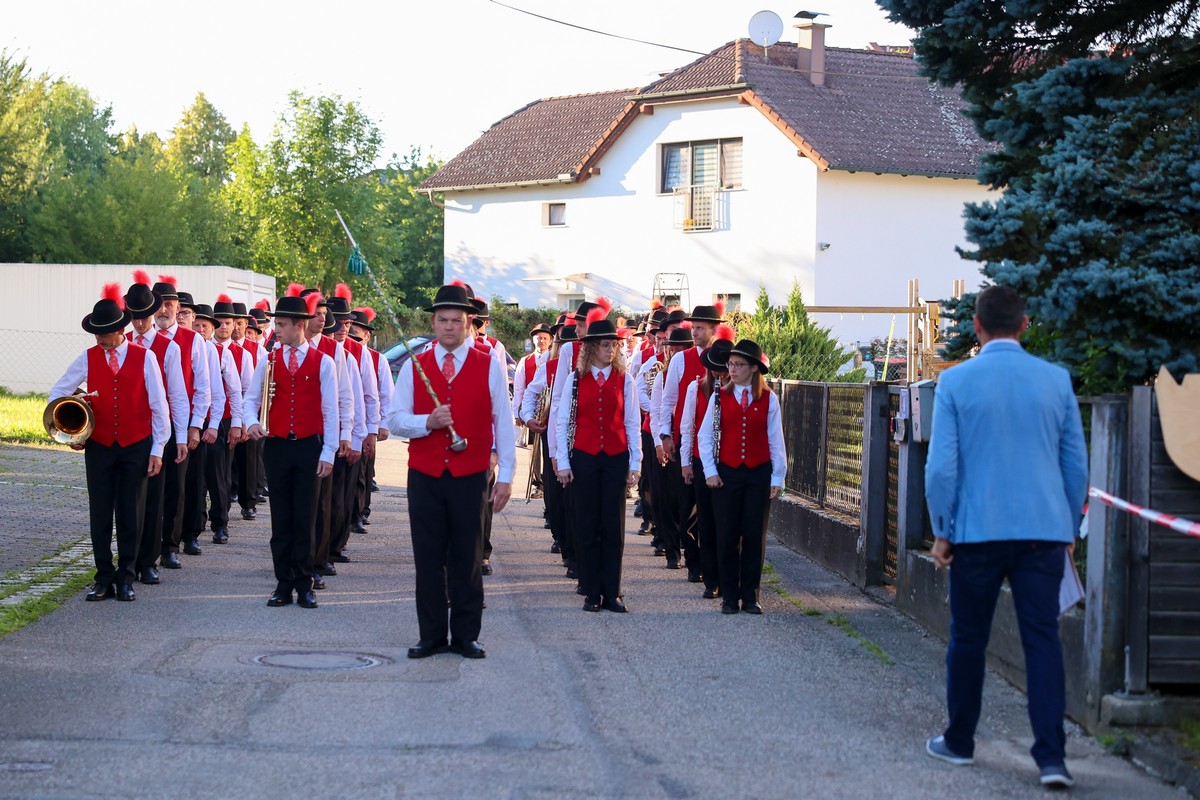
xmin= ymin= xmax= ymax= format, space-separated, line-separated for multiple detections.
xmin=747 ymin=10 xmax=784 ymax=60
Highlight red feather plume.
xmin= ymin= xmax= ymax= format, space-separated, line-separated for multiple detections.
xmin=714 ymin=323 xmax=735 ymax=342
xmin=360 ymin=307 xmax=376 ymax=322
xmin=617 ymin=326 xmax=631 ymax=339
xmin=286 ymin=282 xmax=305 ymax=298
xmin=132 ymin=269 xmax=151 ymax=286
xmin=680 ymin=320 xmax=693 ymax=330
xmin=714 ymin=300 xmax=726 ymax=318
xmin=304 ymin=293 xmax=323 ymax=316
xmin=595 ymin=296 xmax=613 ymax=314
xmin=563 ymin=316 xmax=577 ymax=328
xmin=254 ymin=299 xmax=271 ymax=311
xmin=762 ymin=352 xmax=771 ymax=368
xmin=450 ymin=278 xmax=467 ymax=288
xmin=217 ymin=293 xmax=233 ymax=304
xmin=667 ymin=305 xmax=682 ymax=314
xmin=585 ymin=307 xmax=607 ymax=328
xmin=102 ymin=283 xmax=125 ymax=310
xmin=157 ymin=274 xmax=177 ymax=286
xmin=335 ymin=283 xmax=352 ymax=301
xmin=650 ymin=299 xmax=664 ymax=311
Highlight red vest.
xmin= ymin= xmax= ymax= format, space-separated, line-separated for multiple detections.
xmin=640 ymin=352 xmax=667 ymax=434
xmin=571 ymin=370 xmax=627 ymax=456
xmin=408 ymin=348 xmax=494 ymax=477
xmin=242 ymin=338 xmax=260 ymax=366
xmin=344 ymin=337 xmax=364 ymax=367
xmin=215 ymin=342 xmax=235 ymax=420
xmin=314 ymin=335 xmax=337 ymax=359
xmin=671 ymin=347 xmax=707 ymax=438
xmin=127 ymin=330 xmax=169 ymax=389
xmin=86 ymin=345 xmax=152 ymax=447
xmin=267 ymin=346 xmax=327 ymax=439
xmin=168 ymin=325 xmax=197 ymax=410
xmin=717 ymin=388 xmax=772 ymax=469
xmin=522 ymin=354 xmax=538 ymax=385
xmin=473 ymin=337 xmax=492 ymax=356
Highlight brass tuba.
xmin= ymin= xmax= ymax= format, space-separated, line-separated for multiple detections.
xmin=43 ymin=392 xmax=97 ymax=446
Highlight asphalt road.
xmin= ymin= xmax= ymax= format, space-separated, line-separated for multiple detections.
xmin=0 ymin=439 xmax=1181 ymax=799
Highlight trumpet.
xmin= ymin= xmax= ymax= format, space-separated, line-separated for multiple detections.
xmin=44 ymin=391 xmax=97 ymax=446
xmin=531 ymin=385 xmax=552 ymax=428
xmin=259 ymin=352 xmax=277 ymax=436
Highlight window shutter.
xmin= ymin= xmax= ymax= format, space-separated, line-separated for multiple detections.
xmin=692 ymin=142 xmax=719 ymax=186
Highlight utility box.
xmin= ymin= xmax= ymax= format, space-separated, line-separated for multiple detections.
xmin=910 ymin=379 xmax=936 ymax=443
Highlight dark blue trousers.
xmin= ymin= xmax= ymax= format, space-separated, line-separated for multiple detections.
xmin=944 ymin=540 xmax=1067 ymax=768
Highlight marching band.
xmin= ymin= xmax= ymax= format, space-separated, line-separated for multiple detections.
xmin=48 ymin=275 xmax=788 ymax=651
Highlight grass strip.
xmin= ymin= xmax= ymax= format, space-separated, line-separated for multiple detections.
xmin=762 ymin=561 xmax=894 ymax=666
xmin=0 ymin=567 xmax=95 ymax=639
xmin=0 ymin=389 xmax=50 ymax=445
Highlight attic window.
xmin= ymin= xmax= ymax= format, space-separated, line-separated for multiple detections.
xmin=543 ymin=202 xmax=566 ymax=227
xmin=660 ymin=138 xmax=742 ymax=193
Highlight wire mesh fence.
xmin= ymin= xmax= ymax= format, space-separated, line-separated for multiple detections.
xmin=0 ymin=329 xmax=95 ymax=396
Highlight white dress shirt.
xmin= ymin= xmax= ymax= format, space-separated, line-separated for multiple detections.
xmin=50 ymin=340 xmax=171 ymax=452
xmin=130 ymin=330 xmax=190 ymax=443
xmin=345 ymin=350 xmax=368 ymax=450
xmin=372 ymin=348 xmax=394 ymax=429
xmin=242 ymin=342 xmax=341 ymax=465
xmin=159 ymin=321 xmax=212 ymax=428
xmin=201 ymin=339 xmax=226 ymax=432
xmin=552 ymin=365 xmax=642 ymax=472
xmin=213 ymin=340 xmax=244 ymax=428
xmin=309 ymin=333 xmax=354 ymax=444
xmin=388 ymin=339 xmax=516 ymax=483
xmin=658 ymin=346 xmax=706 ymax=438
xmin=697 ymin=384 xmax=787 ymax=488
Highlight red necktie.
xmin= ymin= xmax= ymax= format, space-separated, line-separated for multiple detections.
xmin=595 ymin=370 xmax=606 ymax=388
xmin=288 ymin=347 xmax=299 ymax=375
xmin=442 ymin=353 xmax=455 ymax=382
xmin=740 ymin=389 xmax=749 ymax=411
xmin=107 ymin=349 xmax=120 ymax=375
xmin=136 ymin=334 xmax=146 ymax=347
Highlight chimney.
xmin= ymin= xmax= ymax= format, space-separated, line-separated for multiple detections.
xmin=794 ymin=13 xmax=831 ymax=87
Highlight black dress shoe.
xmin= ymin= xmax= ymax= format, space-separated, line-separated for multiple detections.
xmin=633 ymin=499 xmax=642 ymax=517
xmin=576 ymin=584 xmax=585 ymax=595
xmin=160 ymin=552 xmax=182 ymax=569
xmin=85 ymin=583 xmax=113 ymax=601
xmin=350 ymin=521 xmax=367 ymax=534
xmin=253 ymin=493 xmax=267 ymax=503
xmin=407 ymin=640 xmax=449 ymax=659
xmin=687 ymin=571 xmax=703 ymax=583
xmin=321 ymin=562 xmax=339 ymax=575
xmin=183 ymin=538 xmax=202 ymax=555
xmin=138 ymin=566 xmax=161 ymax=585
xmin=211 ymin=529 xmax=228 ymax=544
xmin=654 ymin=547 xmax=666 ymax=557
xmin=259 ymin=487 xmax=269 ymax=498
xmin=297 ymin=589 xmax=318 ymax=608
xmin=311 ymin=575 xmax=326 ymax=590
xmin=582 ymin=598 xmax=602 ymax=612
xmin=481 ymin=559 xmax=493 ymax=576
xmin=370 ymin=480 xmax=380 ymax=492
xmin=666 ymin=558 xmax=681 ymax=570
xmin=721 ymin=603 xmax=740 ymax=614
xmin=241 ymin=507 xmax=256 ymax=521
xmin=742 ymin=601 xmax=763 ymax=615
xmin=450 ymin=640 xmax=486 ymax=659
xmin=602 ymin=597 xmax=628 ymax=613
xmin=702 ymin=587 xmax=721 ymax=599
xmin=543 ymin=520 xmax=552 ymax=529
xmin=361 ymin=515 xmax=371 ymax=526
xmin=565 ymin=560 xmax=578 ymax=579
xmin=230 ymin=492 xmax=238 ymax=504
xmin=114 ymin=584 xmax=136 ymax=601
xmin=267 ymin=588 xmax=293 ymax=607
xmin=330 ymin=553 xmax=350 ymax=564
xmin=550 ymin=540 xmax=560 ymax=554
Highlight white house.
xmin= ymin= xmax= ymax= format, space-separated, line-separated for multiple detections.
xmin=422 ymin=23 xmax=995 ymax=345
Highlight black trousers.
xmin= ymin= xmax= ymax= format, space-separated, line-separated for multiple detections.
xmin=182 ymin=433 xmax=209 ymax=539
xmin=353 ymin=451 xmax=373 ymax=522
xmin=541 ymin=436 xmax=565 ymax=546
xmin=84 ymin=436 xmax=151 ymax=586
xmin=333 ymin=458 xmax=361 ymax=555
xmin=313 ymin=471 xmax=334 ymax=567
xmin=713 ymin=463 xmax=773 ymax=604
xmin=639 ymin=429 xmax=655 ymax=526
xmin=137 ymin=440 xmax=170 ymax=570
xmin=202 ymin=418 xmax=232 ymax=531
xmin=234 ymin=439 xmax=257 ymax=512
xmin=570 ymin=450 xmax=627 ymax=603
xmin=264 ymin=435 xmax=321 ymax=589
xmin=483 ymin=466 xmax=496 ymax=559
xmin=670 ymin=453 xmax=700 ymax=570
xmin=408 ymin=468 xmax=488 ymax=644
xmin=691 ymin=456 xmax=721 ymax=594
xmin=658 ymin=457 xmax=690 ymax=562
xmin=648 ymin=440 xmax=673 ymax=549
xmin=160 ymin=425 xmax=188 ymax=555
xmin=256 ymin=437 xmax=267 ymax=496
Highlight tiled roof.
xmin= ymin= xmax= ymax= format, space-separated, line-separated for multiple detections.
xmin=419 ymin=90 xmax=638 ymax=191
xmin=422 ymin=39 xmax=991 ymax=191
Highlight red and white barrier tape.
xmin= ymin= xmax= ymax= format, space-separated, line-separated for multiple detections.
xmin=1087 ymin=487 xmax=1200 ymax=539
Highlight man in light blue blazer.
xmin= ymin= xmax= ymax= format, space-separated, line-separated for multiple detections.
xmin=924 ymin=286 xmax=1088 ymax=789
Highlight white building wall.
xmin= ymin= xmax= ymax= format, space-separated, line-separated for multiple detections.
xmin=0 ymin=263 xmax=274 ymax=394
xmin=812 ymin=171 xmax=992 ymax=345
xmin=443 ymin=97 xmax=818 ymax=315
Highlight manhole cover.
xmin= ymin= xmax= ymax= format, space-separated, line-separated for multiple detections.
xmin=244 ymin=651 xmax=390 ymax=671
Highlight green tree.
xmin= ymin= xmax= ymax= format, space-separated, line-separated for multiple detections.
xmin=736 ymin=283 xmax=866 ymax=382
xmin=879 ymin=0 xmax=1200 ymax=392
xmin=362 ymin=148 xmax=444 ymax=304
xmin=166 ymin=93 xmax=239 ymax=265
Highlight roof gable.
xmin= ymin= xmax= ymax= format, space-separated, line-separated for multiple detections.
xmin=423 ymin=39 xmax=991 ymax=191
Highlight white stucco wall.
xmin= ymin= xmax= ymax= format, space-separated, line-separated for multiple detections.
xmin=441 ymin=95 xmax=992 ymax=345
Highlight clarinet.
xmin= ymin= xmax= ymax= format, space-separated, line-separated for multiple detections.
xmin=711 ymin=381 xmax=722 ymax=466
xmin=567 ymin=371 xmax=579 ymax=454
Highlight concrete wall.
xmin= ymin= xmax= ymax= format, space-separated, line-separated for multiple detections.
xmin=0 ymin=264 xmax=274 ymax=394
xmin=440 ymin=96 xmax=991 ymax=347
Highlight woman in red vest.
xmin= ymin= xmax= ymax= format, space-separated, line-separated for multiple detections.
xmin=553 ymin=309 xmax=642 ymax=613
xmin=697 ymin=339 xmax=786 ymax=615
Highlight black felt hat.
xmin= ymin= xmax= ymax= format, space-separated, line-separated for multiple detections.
xmin=647 ymin=308 xmax=669 ymax=331
xmin=82 ymin=284 xmax=132 ymax=335
xmin=423 ymin=284 xmax=477 ymax=313
xmin=349 ymin=309 xmax=376 ymax=331
xmin=662 ymin=309 xmax=687 ymax=329
xmin=575 ymin=299 xmax=599 ymax=318
xmin=556 ymin=323 xmax=578 ymax=343
xmin=232 ymin=301 xmax=251 ymax=319
xmin=326 ymin=296 xmax=352 ymax=320
xmin=192 ymin=304 xmax=216 ymax=325
xmin=549 ymin=313 xmax=572 ymax=335
xmin=123 ymin=280 xmax=161 ymax=320
xmin=268 ymin=295 xmax=316 ymax=320
xmin=728 ymin=339 xmax=770 ymax=374
xmin=249 ymin=308 xmax=269 ymax=325
xmin=151 ymin=275 xmax=179 ymax=301
xmin=579 ymin=319 xmax=620 ymax=341
xmin=529 ymin=323 xmax=552 ymax=337
xmin=667 ymin=325 xmax=694 ymax=346
xmin=471 ymin=297 xmax=490 ymax=320
xmin=686 ymin=304 xmax=725 ymax=323
xmin=701 ymin=338 xmax=735 ymax=372
xmin=213 ymin=295 xmax=238 ymax=319
xmin=177 ymin=291 xmax=197 ymax=311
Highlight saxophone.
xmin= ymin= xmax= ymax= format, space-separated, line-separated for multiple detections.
xmin=259 ymin=350 xmax=277 ymax=435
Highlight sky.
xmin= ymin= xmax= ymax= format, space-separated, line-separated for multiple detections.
xmin=4 ymin=1 xmax=916 ymax=164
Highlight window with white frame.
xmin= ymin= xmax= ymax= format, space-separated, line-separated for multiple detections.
xmin=660 ymin=138 xmax=742 ymax=193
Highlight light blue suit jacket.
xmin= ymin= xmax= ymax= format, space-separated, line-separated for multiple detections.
xmin=924 ymin=340 xmax=1088 ymax=544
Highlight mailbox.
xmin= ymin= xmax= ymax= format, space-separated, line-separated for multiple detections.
xmin=910 ymin=379 xmax=935 ymax=443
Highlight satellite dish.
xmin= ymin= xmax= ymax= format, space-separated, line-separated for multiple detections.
xmin=748 ymin=10 xmax=784 ymax=48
